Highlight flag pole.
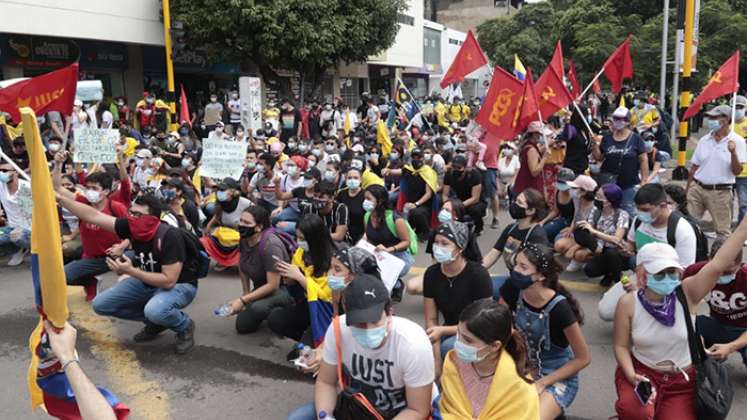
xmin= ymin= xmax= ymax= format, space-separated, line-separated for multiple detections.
xmin=578 ymin=68 xmax=606 ymax=100
xmin=732 ymin=89 xmax=738 ymax=132
xmin=0 ymin=149 xmax=31 ymax=181
xmin=571 ymin=101 xmax=596 ymax=140
xmin=397 ymin=77 xmax=430 ymax=131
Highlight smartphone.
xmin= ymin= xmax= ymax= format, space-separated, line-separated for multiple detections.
xmin=635 ymin=380 xmax=653 ymax=405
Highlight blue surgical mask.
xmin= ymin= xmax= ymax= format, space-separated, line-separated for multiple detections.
xmin=637 ymin=211 xmax=654 ymax=224
xmin=389 ymin=152 xmax=400 ymax=161
xmin=737 ymin=110 xmax=746 ymax=121
xmin=324 ymin=170 xmax=336 ymax=182
xmin=509 ymin=270 xmax=535 ymax=290
xmin=216 ymin=190 xmax=231 ymax=202
xmin=454 ymin=337 xmax=489 ymax=363
xmin=647 ymin=274 xmax=680 ymax=296
xmin=717 ymin=274 xmax=736 ymax=285
xmin=346 ymin=179 xmax=361 ymax=190
xmin=706 ymin=118 xmax=722 ymax=131
xmin=556 ymin=182 xmax=571 ymax=192
xmin=350 ymin=322 xmax=388 ymax=349
xmin=0 ymin=172 xmax=11 ymax=183
xmin=363 ymin=199 xmax=375 ymax=212
xmin=327 ymin=274 xmax=346 ymax=291
xmin=438 ymin=209 xmax=452 ymax=223
xmin=644 ymin=140 xmax=655 ymax=152
xmin=181 ymin=158 xmax=191 ymax=168
xmin=433 ymin=244 xmax=456 ymax=264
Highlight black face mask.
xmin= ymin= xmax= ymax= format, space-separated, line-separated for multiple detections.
xmin=594 ymin=199 xmax=605 ymax=209
xmin=583 ymin=191 xmax=595 ymax=201
xmin=452 ymin=168 xmax=464 ymax=178
xmin=412 ymin=160 xmax=423 ymax=170
xmin=239 ymin=225 xmax=258 ymax=238
xmin=509 ymin=202 xmax=528 ymax=219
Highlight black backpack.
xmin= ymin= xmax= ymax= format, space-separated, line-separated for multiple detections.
xmin=155 ymin=223 xmax=210 ymax=279
xmin=634 ymin=210 xmax=708 ymax=262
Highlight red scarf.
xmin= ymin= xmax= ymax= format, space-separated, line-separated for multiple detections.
xmin=128 ymin=215 xmax=161 ymax=242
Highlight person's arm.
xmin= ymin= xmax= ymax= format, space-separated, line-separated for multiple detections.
xmin=482 ymin=248 xmax=501 ymax=269
xmin=392 ymin=385 xmax=433 ymax=420
xmin=613 ymin=293 xmax=646 ymax=384
xmin=203 ymin=213 xmax=219 ymax=237
xmin=314 ymin=361 xmax=339 ymax=417
xmin=440 ymin=183 xmax=451 ymax=204
xmin=463 ymin=182 xmax=481 ymax=207
xmin=411 ymin=185 xmax=433 ymax=208
xmin=591 ymin=135 xmax=604 ymax=161
xmin=683 ymin=217 xmax=747 ymax=305
xmin=647 ymin=160 xmax=661 ymax=183
xmin=44 ymin=321 xmax=117 ymax=420
xmin=536 ymin=322 xmax=591 ymax=392
xmin=638 ymin=153 xmax=649 ymax=186
xmin=728 ymin=140 xmax=742 ymax=175
xmin=330 ymin=223 xmax=348 ymax=243
xmin=107 ymin=256 xmax=181 ymax=289
xmin=52 ymin=153 xmax=76 ymax=201
xmin=686 ymin=163 xmax=699 ymax=192
xmin=541 ymin=207 xmax=559 ymax=226
xmin=56 ymin=194 xmax=116 ymax=233
xmin=242 ymin=271 xmax=281 ymax=303
xmin=708 ymin=330 xmax=747 ymax=360
xmin=526 ymin=147 xmax=546 ymax=177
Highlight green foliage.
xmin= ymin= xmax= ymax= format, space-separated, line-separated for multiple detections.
xmin=171 ymin=0 xmax=407 ymax=99
xmin=476 ymin=0 xmax=747 ymax=94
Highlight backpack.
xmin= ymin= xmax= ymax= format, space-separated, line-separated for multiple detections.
xmin=258 ymin=227 xmax=297 ymax=259
xmin=364 ymin=210 xmax=418 ymax=255
xmin=155 ymin=223 xmax=210 ymax=279
xmin=634 ymin=210 xmax=708 ymax=263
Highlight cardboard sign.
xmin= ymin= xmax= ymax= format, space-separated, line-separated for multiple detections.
xmin=15 ymin=181 xmax=33 ymax=230
xmin=355 ymin=240 xmax=406 ymax=292
xmin=200 ymin=137 xmax=247 ymax=180
xmin=72 ymin=128 xmax=118 ymax=163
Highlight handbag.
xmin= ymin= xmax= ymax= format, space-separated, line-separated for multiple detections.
xmin=675 ymin=287 xmax=734 ymax=420
xmin=597 ymin=134 xmax=631 ymax=186
xmin=331 ymin=317 xmax=386 ymax=420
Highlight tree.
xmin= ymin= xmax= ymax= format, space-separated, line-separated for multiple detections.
xmin=171 ymin=0 xmax=407 ymax=101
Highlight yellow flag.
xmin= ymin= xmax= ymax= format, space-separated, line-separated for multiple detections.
xmin=619 ymin=95 xmax=626 ymax=109
xmin=344 ymin=111 xmax=352 ymax=135
xmin=376 ymin=119 xmax=393 ymax=157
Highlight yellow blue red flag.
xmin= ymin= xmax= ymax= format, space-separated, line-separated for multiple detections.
xmin=513 ymin=54 xmax=527 ymax=81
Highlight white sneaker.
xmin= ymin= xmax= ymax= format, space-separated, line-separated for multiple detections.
xmin=565 ymin=259 xmax=584 ymax=272
xmin=8 ymin=248 xmax=28 ymax=266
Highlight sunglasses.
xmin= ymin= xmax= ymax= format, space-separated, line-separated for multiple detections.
xmin=650 ymin=268 xmax=679 ymax=281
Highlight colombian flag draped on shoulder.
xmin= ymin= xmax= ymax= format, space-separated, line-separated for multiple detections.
xmin=683 ymin=50 xmax=740 ymax=120
xmin=21 ymin=87 xmax=129 ymax=417
xmin=0 ymin=63 xmax=78 ymax=122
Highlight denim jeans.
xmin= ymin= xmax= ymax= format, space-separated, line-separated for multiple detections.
xmin=0 ymin=226 xmax=31 ymax=250
xmin=736 ymin=177 xmax=747 ymax=223
xmin=543 ymin=217 xmax=570 ymax=243
xmin=392 ymin=250 xmax=413 ymax=279
xmin=273 ymin=206 xmax=300 ymax=235
xmin=620 ymin=186 xmax=637 ymax=218
xmin=92 ymin=277 xmax=197 ymax=333
xmin=491 ymin=275 xmax=507 ymax=300
xmin=64 ymin=257 xmax=110 ymax=286
xmin=440 ymin=334 xmax=456 ymax=360
xmin=696 ymin=315 xmax=747 ymax=367
xmin=287 ymin=401 xmax=316 ymax=420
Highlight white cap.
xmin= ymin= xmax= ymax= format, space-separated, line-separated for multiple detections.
xmin=74 ymin=99 xmax=83 ymax=107
xmin=637 ymin=242 xmax=682 ymax=274
xmin=612 ymin=106 xmax=630 ymax=119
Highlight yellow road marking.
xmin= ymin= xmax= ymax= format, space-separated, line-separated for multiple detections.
xmin=67 ymin=287 xmax=171 ymax=420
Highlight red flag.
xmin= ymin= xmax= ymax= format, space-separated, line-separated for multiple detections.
xmin=549 ymin=41 xmax=564 ymax=78
xmin=179 ymin=84 xmax=191 ymax=127
xmin=440 ymin=30 xmax=489 ymax=88
xmin=0 ymin=63 xmax=78 ymax=122
xmin=567 ymin=59 xmax=581 ymax=96
xmin=602 ymin=36 xmax=634 ymax=94
xmin=515 ymin=68 xmax=540 ymax=134
xmin=475 ymin=66 xmax=524 ymax=140
xmin=683 ymin=50 xmax=740 ymax=120
xmin=536 ymin=59 xmax=574 ymax=118
xmin=592 ymin=78 xmax=602 ymax=95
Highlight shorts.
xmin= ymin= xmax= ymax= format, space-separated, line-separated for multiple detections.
xmin=482 ymin=168 xmax=497 ymax=201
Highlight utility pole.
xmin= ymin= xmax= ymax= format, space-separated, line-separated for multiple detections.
xmin=162 ymin=0 xmax=177 ymax=131
xmin=672 ymin=0 xmax=695 ymax=180
xmin=659 ymin=0 xmax=670 ymax=107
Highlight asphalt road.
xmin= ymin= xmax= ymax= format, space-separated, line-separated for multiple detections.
xmin=2 ymin=209 xmax=747 ymax=419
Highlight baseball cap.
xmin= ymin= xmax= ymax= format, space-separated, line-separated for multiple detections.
xmin=566 ymin=175 xmax=597 ymax=191
xmin=705 ymin=104 xmax=731 ymax=118
xmin=526 ymin=121 xmax=543 ymax=134
xmin=731 ymin=95 xmax=747 ymax=107
xmin=135 ymin=149 xmax=153 ymax=159
xmin=218 ymin=177 xmax=240 ymax=190
xmin=612 ymin=107 xmax=630 ymax=119
xmin=161 ymin=177 xmax=185 ymax=191
xmin=215 ymin=121 xmax=225 ymax=127
xmin=343 ymin=274 xmax=390 ymax=325
xmin=557 ymin=167 xmax=576 ymax=183
xmin=637 ymin=242 xmax=682 ymax=274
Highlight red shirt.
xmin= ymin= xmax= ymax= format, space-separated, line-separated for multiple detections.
xmin=513 ymin=142 xmax=544 ymax=197
xmin=76 ymin=195 xmax=128 ymax=259
xmin=109 ymin=178 xmax=132 ymax=207
xmin=683 ymin=261 xmax=747 ymax=328
xmin=481 ymin=133 xmax=500 ymax=170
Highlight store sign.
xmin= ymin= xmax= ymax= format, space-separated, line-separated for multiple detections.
xmin=79 ymin=40 xmax=128 ymax=68
xmin=0 ymin=35 xmax=79 ymax=67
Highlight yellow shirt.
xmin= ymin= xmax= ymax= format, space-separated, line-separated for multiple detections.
xmin=447 ymin=104 xmax=469 ymax=123
xmin=735 ymin=119 xmax=747 ymax=177
xmin=630 ymin=105 xmax=659 ymax=128
xmin=123 ymin=137 xmax=139 ymax=158
xmin=547 ymin=145 xmax=566 ymax=165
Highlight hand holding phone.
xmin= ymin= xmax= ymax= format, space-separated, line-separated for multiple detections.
xmin=635 ymin=378 xmax=653 ymax=405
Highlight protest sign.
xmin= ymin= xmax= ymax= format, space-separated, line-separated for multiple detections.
xmin=76 ymin=80 xmax=103 ymax=102
xmin=239 ymin=76 xmax=262 ymax=131
xmin=72 ymin=128 xmax=118 ymax=163
xmin=200 ymin=137 xmax=247 ymax=180
xmin=16 ymin=181 xmax=33 ymax=230
xmin=355 ymin=240 xmax=405 ymax=292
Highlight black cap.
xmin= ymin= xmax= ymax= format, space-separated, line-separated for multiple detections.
xmin=452 ymin=155 xmax=468 ymax=167
xmin=218 ymin=177 xmax=240 ymax=190
xmin=410 ymin=148 xmax=423 ymax=158
xmin=303 ymin=167 xmax=321 ymax=181
xmin=343 ymin=274 xmax=390 ymax=326
xmin=161 ymin=177 xmax=185 ymax=191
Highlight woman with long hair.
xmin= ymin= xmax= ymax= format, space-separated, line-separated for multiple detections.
xmin=502 ymin=244 xmax=591 ymax=420
xmin=433 ymin=298 xmax=539 ymax=420
xmin=269 ymin=214 xmax=335 ymax=350
xmin=200 ymin=177 xmax=253 ymax=269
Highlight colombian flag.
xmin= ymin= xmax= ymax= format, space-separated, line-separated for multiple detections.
xmin=22 ymin=107 xmax=129 ymax=419
xmin=513 ymin=54 xmax=527 ymax=82
xmin=290 ymin=249 xmax=333 ymax=347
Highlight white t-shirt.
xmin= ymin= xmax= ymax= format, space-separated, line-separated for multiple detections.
xmin=498 ymin=155 xmax=520 ymax=181
xmin=627 ymin=214 xmax=697 ymax=267
xmin=249 ymin=172 xmax=278 ymax=206
xmin=322 ymin=315 xmax=435 ymax=416
xmin=101 ymin=110 xmax=114 ymax=129
xmin=280 ymin=174 xmax=304 ymax=193
xmin=228 ymin=99 xmax=241 ymax=123
xmin=691 ymin=131 xmax=747 ymax=185
xmin=0 ymin=180 xmax=26 ymax=228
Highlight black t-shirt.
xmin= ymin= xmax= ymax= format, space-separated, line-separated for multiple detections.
xmin=423 ymin=261 xmax=493 ymax=325
xmin=402 ymin=170 xmax=430 ymax=205
xmin=114 ymin=219 xmax=197 ymax=286
xmin=301 ymin=201 xmax=350 ymax=242
xmin=337 ymin=189 xmax=365 ymax=243
xmin=493 ymin=222 xmax=549 ymax=251
xmin=444 ymin=169 xmax=482 ymax=202
xmin=556 ymin=191 xmax=575 ymax=221
xmin=500 ymin=283 xmax=576 ymax=347
xmin=600 ymin=132 xmax=646 ymax=189
xmin=366 ymin=212 xmax=403 ymax=248
xmin=279 ymin=109 xmax=302 ymax=142
xmin=182 ymin=199 xmax=201 ymax=235
xmin=563 ymin=126 xmax=589 ymax=175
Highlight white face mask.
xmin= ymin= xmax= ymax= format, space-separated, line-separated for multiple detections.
xmin=48 ymin=143 xmax=61 ymax=153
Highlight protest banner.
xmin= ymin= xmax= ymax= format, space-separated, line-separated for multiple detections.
xmin=355 ymin=240 xmax=405 ymax=292
xmin=200 ymin=137 xmax=247 ymax=180
xmin=72 ymin=128 xmax=119 ymax=163
xmin=16 ymin=181 xmax=33 ymax=230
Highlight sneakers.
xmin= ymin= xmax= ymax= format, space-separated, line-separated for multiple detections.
xmin=174 ymin=320 xmax=195 ymax=355
xmin=565 ymin=260 xmax=584 ymax=272
xmin=390 ymin=279 xmax=404 ymax=303
xmin=491 ymin=218 xmax=500 ymax=229
xmin=7 ymin=248 xmax=28 ymax=266
xmin=133 ymin=323 xmax=167 ymax=343
xmin=83 ymin=277 xmax=101 ymax=302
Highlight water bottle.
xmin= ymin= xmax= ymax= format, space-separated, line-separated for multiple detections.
xmin=213 ymin=303 xmax=232 ymax=317
xmin=298 ymin=343 xmax=313 ymax=365
xmin=318 ymin=410 xmax=336 ymax=419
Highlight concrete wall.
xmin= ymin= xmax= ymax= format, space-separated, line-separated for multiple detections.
xmin=368 ymin=0 xmax=424 ymax=68
xmin=435 ymin=0 xmax=511 ymax=32
xmin=0 ymin=0 xmax=164 ymax=45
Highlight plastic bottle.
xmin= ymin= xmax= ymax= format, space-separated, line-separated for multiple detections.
xmin=620 ymin=275 xmax=630 ymax=286
xmin=298 ymin=343 xmax=313 ymax=364
xmin=213 ymin=303 xmax=232 ymax=317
